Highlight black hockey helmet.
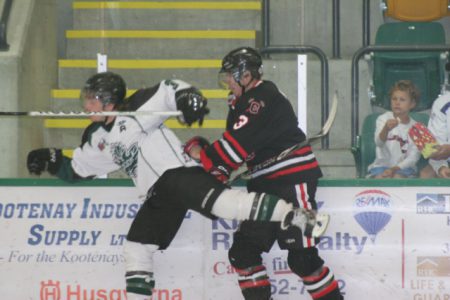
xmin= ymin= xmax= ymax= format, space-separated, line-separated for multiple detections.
xmin=219 ymin=47 xmax=263 ymax=85
xmin=80 ymin=71 xmax=127 ymax=107
xmin=175 ymin=87 xmax=209 ymax=126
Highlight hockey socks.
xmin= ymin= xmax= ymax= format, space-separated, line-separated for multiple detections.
xmin=211 ymin=189 xmax=293 ymax=222
xmin=125 ymin=271 xmax=154 ymax=298
xmin=302 ymin=267 xmax=342 ymax=300
xmin=124 ymin=241 xmax=158 ymax=299
xmin=235 ymin=265 xmax=272 ymax=300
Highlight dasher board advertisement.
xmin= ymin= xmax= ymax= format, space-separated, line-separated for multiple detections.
xmin=0 ymin=180 xmax=449 ymax=299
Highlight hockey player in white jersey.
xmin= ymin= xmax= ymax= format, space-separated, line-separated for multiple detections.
xmin=26 ymin=72 xmax=325 ymax=300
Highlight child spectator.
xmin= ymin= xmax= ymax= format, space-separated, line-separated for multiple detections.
xmin=367 ymin=80 xmax=421 ymax=178
xmin=419 ymin=90 xmax=450 ymax=178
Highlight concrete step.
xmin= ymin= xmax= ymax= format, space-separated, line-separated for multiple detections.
xmin=315 ymin=149 xmax=356 ymax=179
xmin=51 ymin=88 xmax=229 ymax=102
xmin=72 ymin=1 xmax=261 ymax=30
xmin=57 ymin=58 xmax=223 ymax=89
xmin=65 ymin=29 xmax=256 ymax=59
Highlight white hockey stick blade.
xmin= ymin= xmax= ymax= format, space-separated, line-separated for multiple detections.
xmin=0 ymin=110 xmax=182 ymax=118
xmin=229 ymin=92 xmax=338 ymax=183
xmin=312 ymin=91 xmax=338 ymax=141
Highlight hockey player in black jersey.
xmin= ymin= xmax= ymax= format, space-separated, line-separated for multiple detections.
xmin=185 ymin=47 xmax=344 ymax=300
xmin=27 ymin=71 xmax=328 ymax=300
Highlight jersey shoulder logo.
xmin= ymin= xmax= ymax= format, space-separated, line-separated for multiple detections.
xmin=117 ymin=120 xmax=127 ymax=132
xmin=246 ymin=98 xmax=265 ymax=115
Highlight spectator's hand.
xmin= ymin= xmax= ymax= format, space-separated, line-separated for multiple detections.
xmin=384 ymin=118 xmax=399 ymax=131
xmin=438 ymin=166 xmax=450 ymax=178
xmin=27 ymin=148 xmax=63 ymax=175
xmin=429 ymin=144 xmax=450 ymax=161
xmin=381 ymin=168 xmax=394 ymax=178
xmin=381 ymin=166 xmax=400 ymax=178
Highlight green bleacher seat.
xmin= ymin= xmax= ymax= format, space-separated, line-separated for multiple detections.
xmin=352 ymin=112 xmax=430 ymax=178
xmin=372 ymin=22 xmax=446 ymax=111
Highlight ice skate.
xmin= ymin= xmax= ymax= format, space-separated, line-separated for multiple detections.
xmin=281 ymin=208 xmax=330 ymax=238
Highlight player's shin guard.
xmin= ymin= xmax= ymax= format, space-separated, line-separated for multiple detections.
xmin=302 ymin=266 xmax=342 ymax=300
xmin=235 ymin=265 xmax=272 ymax=300
xmin=211 ymin=189 xmax=292 ymax=222
xmin=124 ymin=240 xmax=158 ymax=299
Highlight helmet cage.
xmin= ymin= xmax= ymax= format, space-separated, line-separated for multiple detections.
xmin=219 ymin=47 xmax=263 ymax=87
xmin=80 ymin=89 xmax=115 ymax=106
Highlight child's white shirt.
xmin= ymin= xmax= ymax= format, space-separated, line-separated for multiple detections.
xmin=368 ymin=111 xmax=421 ymax=171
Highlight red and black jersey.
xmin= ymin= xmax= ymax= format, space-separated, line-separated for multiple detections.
xmin=200 ymin=80 xmax=322 ymax=184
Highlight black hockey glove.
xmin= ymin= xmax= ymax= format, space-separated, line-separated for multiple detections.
xmin=209 ymin=165 xmax=230 ymax=183
xmin=27 ymin=148 xmax=63 ymax=175
xmin=175 ymin=87 xmax=209 ymax=126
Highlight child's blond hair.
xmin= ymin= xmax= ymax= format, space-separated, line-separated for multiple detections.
xmin=388 ymin=80 xmax=420 ymax=106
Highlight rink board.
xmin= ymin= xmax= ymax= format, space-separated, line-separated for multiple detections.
xmin=0 ymin=179 xmax=449 ymax=300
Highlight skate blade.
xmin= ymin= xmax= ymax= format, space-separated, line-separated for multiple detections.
xmin=311 ymin=214 xmax=330 ymax=238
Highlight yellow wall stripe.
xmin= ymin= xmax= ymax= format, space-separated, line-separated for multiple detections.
xmin=202 ymin=90 xmax=229 ymax=99
xmin=51 ymin=89 xmax=80 ymax=98
xmin=45 ymin=119 xmax=91 ymax=128
xmin=44 ymin=119 xmax=226 ymax=129
xmin=59 ymin=59 xmax=221 ymax=69
xmin=51 ymin=89 xmax=228 ymax=99
xmin=66 ymin=30 xmax=255 ymax=39
xmin=165 ymin=119 xmax=225 ymax=128
xmin=73 ymin=2 xmax=261 ymax=10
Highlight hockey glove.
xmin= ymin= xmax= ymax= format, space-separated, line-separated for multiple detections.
xmin=209 ymin=165 xmax=230 ymax=183
xmin=183 ymin=136 xmax=210 ymax=161
xmin=175 ymin=87 xmax=209 ymax=126
xmin=27 ymin=148 xmax=63 ymax=175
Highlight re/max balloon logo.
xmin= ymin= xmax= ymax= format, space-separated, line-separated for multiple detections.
xmin=353 ymin=189 xmax=392 ymax=243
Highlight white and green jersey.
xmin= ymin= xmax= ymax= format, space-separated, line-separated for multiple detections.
xmin=69 ymin=79 xmax=198 ymax=198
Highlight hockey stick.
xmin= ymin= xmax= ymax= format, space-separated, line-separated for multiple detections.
xmin=0 ymin=110 xmax=182 ymax=117
xmin=229 ymin=92 xmax=338 ymax=183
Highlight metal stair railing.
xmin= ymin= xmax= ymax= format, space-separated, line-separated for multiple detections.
xmin=0 ymin=0 xmax=13 ymax=51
